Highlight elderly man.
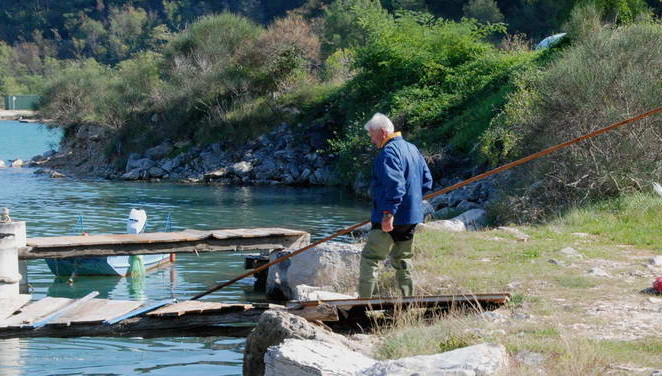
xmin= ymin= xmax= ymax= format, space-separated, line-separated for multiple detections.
xmin=359 ymin=113 xmax=433 ymax=298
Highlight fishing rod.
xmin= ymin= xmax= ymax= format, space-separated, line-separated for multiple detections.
xmin=190 ymin=105 xmax=662 ymax=300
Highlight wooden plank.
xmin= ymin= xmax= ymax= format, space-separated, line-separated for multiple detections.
xmin=0 ymin=308 xmax=271 ymax=339
xmin=27 ymin=231 xmax=212 ymax=248
xmin=27 ymin=228 xmax=309 ymax=250
xmin=104 ymin=299 xmax=176 ymax=325
xmin=286 ymin=304 xmax=339 ymax=322
xmin=148 ymin=301 xmax=251 ymax=317
xmin=294 ymin=293 xmax=511 ymax=308
xmin=51 ymin=299 xmax=143 ymax=325
xmin=0 ymin=295 xmax=32 ymax=321
xmin=32 ymin=292 xmax=99 ymax=328
xmin=20 ymin=233 xmax=311 ymax=259
xmin=0 ymin=297 xmax=73 ymax=328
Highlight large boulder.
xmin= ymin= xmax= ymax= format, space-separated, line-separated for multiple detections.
xmin=244 ymin=310 xmax=369 ymax=376
xmin=264 ymin=339 xmax=376 ymax=376
xmin=418 ymin=219 xmax=467 ymax=232
xmin=419 ymin=209 xmax=488 ymax=233
xmin=454 ymin=209 xmax=488 ymax=231
xmin=10 ymin=159 xmax=23 ymax=168
xmin=363 ymin=343 xmax=509 ymax=376
xmin=264 ymin=340 xmax=509 ymax=376
xmin=292 ymin=284 xmax=356 ymax=301
xmin=266 ymin=242 xmax=362 ymax=300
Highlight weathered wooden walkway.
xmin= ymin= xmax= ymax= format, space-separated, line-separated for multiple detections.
xmin=20 ymin=228 xmax=310 ymax=259
xmin=0 ymin=293 xmax=510 ymax=339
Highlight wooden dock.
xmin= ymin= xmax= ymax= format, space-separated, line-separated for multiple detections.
xmin=0 ymin=293 xmax=510 ymax=339
xmin=20 ymin=228 xmax=310 ymax=259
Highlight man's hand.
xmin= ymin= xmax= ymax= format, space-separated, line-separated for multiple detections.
xmin=382 ymin=213 xmax=394 ymax=232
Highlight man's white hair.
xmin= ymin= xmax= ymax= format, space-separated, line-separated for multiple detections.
xmin=364 ymin=113 xmax=394 ymax=133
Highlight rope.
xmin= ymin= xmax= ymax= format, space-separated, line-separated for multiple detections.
xmin=190 ymin=105 xmax=662 ymax=300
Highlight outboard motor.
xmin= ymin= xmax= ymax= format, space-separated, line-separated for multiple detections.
xmin=127 ymin=209 xmax=147 ymax=277
xmin=127 ymin=209 xmax=147 ymax=234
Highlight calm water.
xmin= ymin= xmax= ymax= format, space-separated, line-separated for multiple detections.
xmin=0 ymin=121 xmax=369 ymax=376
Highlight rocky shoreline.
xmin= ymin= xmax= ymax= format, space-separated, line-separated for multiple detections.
xmin=28 ymin=123 xmax=341 ymax=187
xmin=12 ymin=122 xmax=505 ymax=221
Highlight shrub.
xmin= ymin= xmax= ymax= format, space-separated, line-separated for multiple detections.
xmin=463 ymin=0 xmax=505 ymax=24
xmin=319 ymin=8 xmax=535 ymax=181
xmin=481 ymin=21 xmax=662 ymax=222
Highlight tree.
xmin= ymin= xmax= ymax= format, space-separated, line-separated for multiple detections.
xmin=463 ymin=0 xmax=505 ymax=23
xmin=322 ymin=0 xmax=384 ymax=55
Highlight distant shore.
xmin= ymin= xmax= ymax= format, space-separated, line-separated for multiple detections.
xmin=0 ymin=109 xmax=48 ymax=123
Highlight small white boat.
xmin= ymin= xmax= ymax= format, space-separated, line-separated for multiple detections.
xmin=45 ymin=209 xmax=171 ymax=277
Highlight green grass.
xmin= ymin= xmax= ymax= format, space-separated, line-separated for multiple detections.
xmin=412 ymin=82 xmax=515 ymax=154
xmin=552 ymin=193 xmax=662 ymax=252
xmin=374 ymin=192 xmax=662 ymax=372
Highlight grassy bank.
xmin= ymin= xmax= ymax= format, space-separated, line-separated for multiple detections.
xmin=373 ymin=192 xmax=662 ymax=374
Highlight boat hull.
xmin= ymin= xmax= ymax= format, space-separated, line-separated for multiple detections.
xmin=46 ymin=254 xmax=171 ymax=277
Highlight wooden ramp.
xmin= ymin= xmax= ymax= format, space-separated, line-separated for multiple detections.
xmin=0 ymin=293 xmax=510 ymax=339
xmin=21 ymin=228 xmax=310 ymax=259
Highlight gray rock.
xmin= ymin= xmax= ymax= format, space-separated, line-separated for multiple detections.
xmin=363 ymin=343 xmax=509 ymax=376
xmin=200 ymin=151 xmax=221 ymax=170
xmin=120 ymin=169 xmax=142 ymax=180
xmin=298 ymin=168 xmax=312 ymax=183
xmin=267 ymin=242 xmax=362 ymax=300
xmin=288 ymin=163 xmax=300 ymax=179
xmin=33 ymin=168 xmax=50 ymax=175
xmin=244 ymin=310 xmax=364 ymax=376
xmin=588 ymin=267 xmax=610 ymax=278
xmin=231 ymin=161 xmax=253 ymax=176
xmin=292 ymin=284 xmax=356 ymax=301
xmin=559 ymin=247 xmax=583 ymax=259
xmin=125 ymin=153 xmax=142 ymax=171
xmin=0 ymin=160 xmax=5 ymax=168
xmin=548 ymin=258 xmax=566 ymax=267
xmin=204 ymin=167 xmax=228 ymax=180
xmin=10 ymin=159 xmax=23 ymax=168
xmin=418 ymin=219 xmax=466 ymax=233
xmin=145 ymin=143 xmax=173 ymax=160
xmin=160 ymin=155 xmax=184 ymax=172
xmin=147 ymin=166 xmax=167 ymax=178
xmin=429 ymin=195 xmax=448 ymax=210
xmin=650 ymin=256 xmax=662 ymax=266
xmin=455 ymin=209 xmax=488 ymax=231
xmin=420 ymin=209 xmax=487 ymax=233
xmin=265 ymin=339 xmax=375 ymax=376
xmin=514 ymin=350 xmax=544 ymax=366
xmin=456 ymin=200 xmax=482 ymax=211
xmin=433 ymin=207 xmax=456 ymax=220
xmin=132 ymin=158 xmax=156 ymax=171
xmin=481 ymin=311 xmax=507 ymax=322
xmin=512 ymin=312 xmax=531 ymax=320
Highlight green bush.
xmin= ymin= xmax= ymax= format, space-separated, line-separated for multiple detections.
xmin=481 ymin=21 xmax=662 ymax=223
xmin=318 ymin=8 xmax=536 ymax=181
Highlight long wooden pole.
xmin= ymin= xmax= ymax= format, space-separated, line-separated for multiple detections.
xmin=191 ymin=105 xmax=662 ymax=300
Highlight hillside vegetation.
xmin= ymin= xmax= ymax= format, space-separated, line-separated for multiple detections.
xmin=1 ymin=0 xmax=661 ymax=222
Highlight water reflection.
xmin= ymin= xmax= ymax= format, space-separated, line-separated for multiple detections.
xmin=46 ymin=276 xmax=121 ymax=299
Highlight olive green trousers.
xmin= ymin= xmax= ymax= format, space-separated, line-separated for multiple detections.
xmin=358 ymin=229 xmax=414 ymax=298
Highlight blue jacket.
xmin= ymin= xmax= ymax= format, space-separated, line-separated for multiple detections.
xmin=370 ymin=136 xmax=433 ymax=225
